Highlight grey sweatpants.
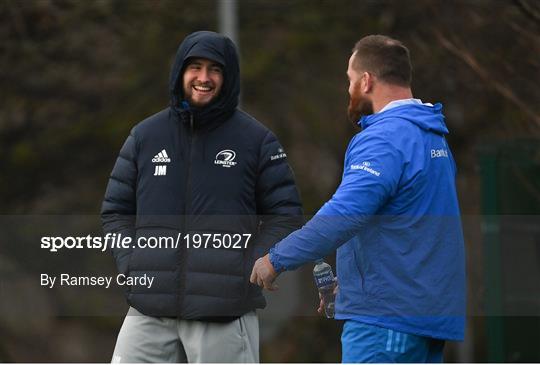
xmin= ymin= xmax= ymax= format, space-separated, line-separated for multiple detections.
xmin=112 ymin=307 xmax=259 ymax=363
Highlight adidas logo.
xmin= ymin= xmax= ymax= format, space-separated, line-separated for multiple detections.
xmin=152 ymin=149 xmax=171 ymax=176
xmin=152 ymin=149 xmax=171 ymax=163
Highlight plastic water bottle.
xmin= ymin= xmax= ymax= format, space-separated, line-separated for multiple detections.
xmin=313 ymin=259 xmax=335 ymax=318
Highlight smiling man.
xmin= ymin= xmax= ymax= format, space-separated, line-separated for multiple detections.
xmin=101 ymin=31 xmax=303 ymax=363
xmin=183 ymin=58 xmax=223 ymax=107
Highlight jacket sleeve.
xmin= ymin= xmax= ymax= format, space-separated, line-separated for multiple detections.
xmin=253 ymin=131 xmax=304 ymax=259
xmin=269 ymin=130 xmax=403 ymax=271
xmin=100 ymin=129 xmax=138 ymax=275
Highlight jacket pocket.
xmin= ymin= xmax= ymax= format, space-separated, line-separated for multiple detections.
xmin=352 ymin=238 xmax=367 ymax=294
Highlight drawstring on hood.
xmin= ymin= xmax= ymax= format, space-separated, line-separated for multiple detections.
xmin=359 ymin=103 xmax=449 ymax=136
xmin=169 ymin=31 xmax=240 ymax=128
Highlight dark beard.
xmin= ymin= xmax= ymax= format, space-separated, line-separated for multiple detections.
xmin=347 ymin=85 xmax=373 ymax=127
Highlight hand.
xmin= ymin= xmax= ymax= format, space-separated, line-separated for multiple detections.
xmin=250 ymin=254 xmax=279 ymax=291
xmin=317 ymin=278 xmax=338 ymax=315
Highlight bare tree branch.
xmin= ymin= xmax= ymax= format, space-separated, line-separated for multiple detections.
xmin=434 ymin=30 xmax=540 ymax=130
xmin=513 ymin=0 xmax=540 ymax=26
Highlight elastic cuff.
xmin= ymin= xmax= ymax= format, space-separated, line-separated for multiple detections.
xmin=268 ymin=247 xmax=285 ymax=273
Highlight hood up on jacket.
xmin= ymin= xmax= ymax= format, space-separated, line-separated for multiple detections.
xmin=169 ymin=31 xmax=240 ymax=127
xmin=359 ymin=103 xmax=449 ymax=135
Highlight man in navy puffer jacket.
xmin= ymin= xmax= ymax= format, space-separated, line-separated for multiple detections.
xmin=101 ymin=31 xmax=303 ymax=363
xmin=251 ymin=35 xmax=466 ymax=363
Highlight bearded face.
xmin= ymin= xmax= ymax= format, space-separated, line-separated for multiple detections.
xmin=347 ymin=79 xmax=374 ymax=126
xmin=182 ymin=58 xmax=223 ymax=108
xmin=346 ymin=52 xmax=374 ymax=126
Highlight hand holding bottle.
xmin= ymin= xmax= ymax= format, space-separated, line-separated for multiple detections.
xmin=317 ymin=278 xmax=338 ymax=317
xmin=313 ymin=259 xmax=337 ymax=318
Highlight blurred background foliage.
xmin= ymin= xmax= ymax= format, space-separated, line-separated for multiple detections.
xmin=0 ymin=0 xmax=539 ymax=362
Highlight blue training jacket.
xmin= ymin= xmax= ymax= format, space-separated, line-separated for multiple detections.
xmin=269 ymin=102 xmax=466 ymax=340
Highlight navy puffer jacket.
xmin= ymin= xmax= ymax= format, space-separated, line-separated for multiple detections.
xmin=101 ymin=31 xmax=303 ymax=320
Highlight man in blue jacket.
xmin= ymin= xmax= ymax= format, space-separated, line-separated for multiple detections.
xmin=251 ymin=35 xmax=466 ymax=363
